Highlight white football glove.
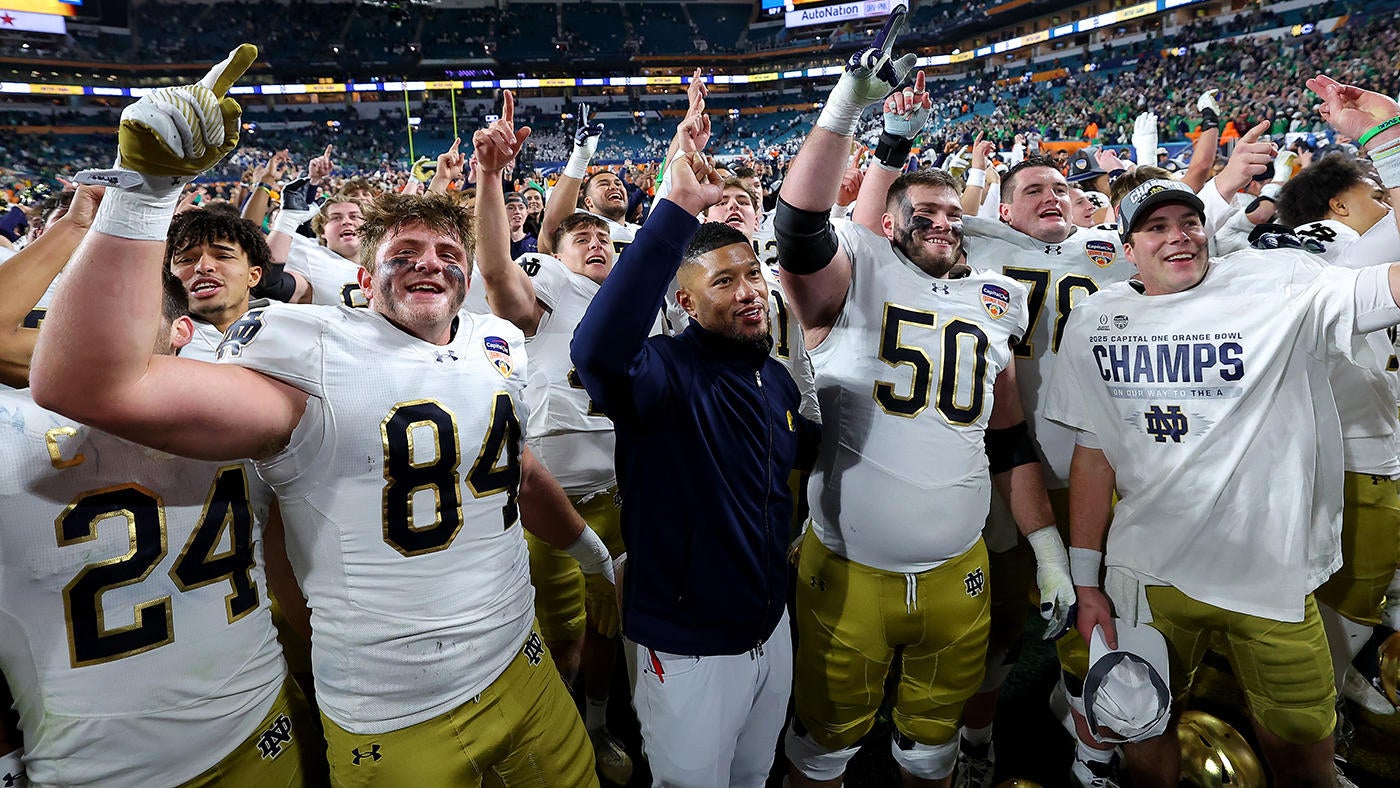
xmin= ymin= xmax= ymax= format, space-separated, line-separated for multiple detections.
xmin=79 ymin=44 xmax=257 ymax=241
xmin=1272 ymin=149 xmax=1299 ymax=184
xmin=1028 ymin=526 xmax=1077 ymax=640
xmin=817 ymin=6 xmax=917 ymax=136
xmin=940 ymin=146 xmax=970 ymax=177
xmin=1132 ymin=111 xmax=1159 ymax=169
xmin=1197 ymin=89 xmax=1221 ymax=129
xmin=564 ymin=104 xmax=605 ymax=179
xmin=271 ymin=176 xmax=322 ymax=236
xmin=883 ymin=96 xmax=930 ymax=141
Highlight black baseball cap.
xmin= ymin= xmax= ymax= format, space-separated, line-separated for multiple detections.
xmin=1116 ymin=179 xmax=1206 ymax=241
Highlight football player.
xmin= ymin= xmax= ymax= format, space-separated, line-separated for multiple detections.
xmin=31 ymin=50 xmax=610 ymax=785
xmin=774 ymin=15 xmax=1075 ymax=785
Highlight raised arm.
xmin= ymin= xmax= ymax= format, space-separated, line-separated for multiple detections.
xmin=853 ymin=73 xmax=929 ymax=232
xmin=957 ymin=135 xmax=996 ymax=217
xmin=539 ymin=105 xmax=603 ymax=254
xmin=428 ymin=138 xmax=466 ymax=195
xmin=29 ymin=45 xmax=307 ymax=463
xmin=1308 ymin=73 xmax=1400 ymax=231
xmin=777 ymin=8 xmax=914 ymax=337
xmin=572 ymin=152 xmax=722 ymax=417
xmin=240 ymin=149 xmax=291 ymax=226
xmin=0 ymin=186 xmax=100 ymax=387
xmin=472 ymin=91 xmax=544 ymax=334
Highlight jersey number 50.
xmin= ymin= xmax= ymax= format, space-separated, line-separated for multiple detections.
xmin=875 ymin=304 xmax=989 ymax=423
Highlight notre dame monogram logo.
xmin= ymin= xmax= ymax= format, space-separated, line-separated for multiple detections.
xmin=522 ymin=631 xmax=546 ymax=666
xmin=256 ymin=713 xmax=294 ymax=760
xmin=1145 ymin=405 xmax=1189 ymax=443
xmin=964 ymin=567 xmax=986 ymax=597
xmin=216 ymin=308 xmax=267 ymax=360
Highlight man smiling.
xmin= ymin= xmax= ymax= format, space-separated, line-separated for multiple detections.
xmin=164 ymin=210 xmax=270 ymax=357
xmin=573 ymin=151 xmax=819 ymax=787
xmin=1046 ymin=175 xmax=1400 ymax=788
xmin=30 ymin=48 xmax=611 ymax=785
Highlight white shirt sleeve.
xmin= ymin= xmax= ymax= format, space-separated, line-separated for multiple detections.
xmin=1353 ymin=263 xmax=1400 ymax=334
xmin=1200 ymin=177 xmax=1235 ymax=238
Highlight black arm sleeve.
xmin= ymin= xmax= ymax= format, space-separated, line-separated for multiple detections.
xmin=775 ymin=196 xmax=840 ymax=275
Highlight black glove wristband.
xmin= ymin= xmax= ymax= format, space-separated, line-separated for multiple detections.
xmin=255 ymin=262 xmax=299 ymax=302
xmin=1201 ymin=107 xmax=1220 ymax=130
xmin=874 ymin=131 xmax=913 ymax=169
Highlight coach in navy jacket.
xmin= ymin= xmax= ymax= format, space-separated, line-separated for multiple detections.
xmin=572 ymin=153 xmax=819 ymax=785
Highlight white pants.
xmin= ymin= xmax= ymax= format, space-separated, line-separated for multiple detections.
xmin=625 ymin=611 xmax=792 ymax=788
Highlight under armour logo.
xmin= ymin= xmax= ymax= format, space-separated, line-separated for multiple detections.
xmin=1144 ymin=405 xmax=1189 ymax=443
xmin=1045 ymin=245 xmax=1063 ymax=255
xmin=931 ymin=283 xmax=950 ymax=295
xmin=2 ymin=769 xmax=24 ymax=787
xmin=256 ymin=713 xmax=294 ymax=760
xmin=352 ymin=744 xmax=382 ymax=765
xmin=522 ymin=631 xmax=546 ymax=666
xmin=434 ymin=350 xmax=459 ymax=363
xmin=809 ymin=575 xmax=827 ymax=592
xmin=964 ymin=567 xmax=985 ymax=597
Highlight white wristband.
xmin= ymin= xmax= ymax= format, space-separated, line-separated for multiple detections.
xmin=563 ymin=148 xmax=592 ymax=180
xmin=564 ymin=526 xmax=614 ymax=583
xmin=1373 ymin=150 xmax=1400 ymax=190
xmin=0 ymin=749 xmax=26 ymax=788
xmin=89 ymin=182 xmax=182 ymax=242
xmin=816 ymin=74 xmax=867 ymax=138
xmin=1069 ymin=547 xmax=1104 ymax=587
xmin=965 ymin=168 xmax=987 ymax=189
xmin=272 ymin=208 xmax=316 ymax=236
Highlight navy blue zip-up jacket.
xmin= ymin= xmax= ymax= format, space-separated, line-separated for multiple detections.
xmin=571 ymin=199 xmax=820 ymax=656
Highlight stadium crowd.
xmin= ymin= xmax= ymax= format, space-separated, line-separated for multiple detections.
xmin=4 ymin=1 xmax=1400 ymax=787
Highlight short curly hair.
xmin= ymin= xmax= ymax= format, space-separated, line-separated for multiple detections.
xmin=357 ymin=192 xmax=475 ymax=274
xmin=164 ymin=210 xmax=272 ymax=275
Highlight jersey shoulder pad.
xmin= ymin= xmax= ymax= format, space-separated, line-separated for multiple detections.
xmin=515 ymin=252 xmax=571 ymax=311
xmin=214 ymin=303 xmax=331 ymax=394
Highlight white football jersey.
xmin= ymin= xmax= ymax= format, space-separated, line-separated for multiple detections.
xmin=1282 ymin=220 xmax=1400 ymax=475
xmin=593 ymin=212 xmax=639 ymax=255
xmin=808 ymin=220 xmax=1028 ymax=573
xmin=518 ymin=252 xmax=617 ymax=496
xmin=0 ymin=390 xmax=282 ymax=786
xmin=285 ymin=233 xmax=367 ymax=308
xmin=965 ymin=216 xmax=1135 ymax=487
xmin=1043 ymin=249 xmax=1369 ymax=621
xmin=183 ymin=318 xmax=226 ymax=362
xmin=753 ymin=212 xmax=778 ymax=268
xmin=214 ymin=304 xmax=535 ymax=734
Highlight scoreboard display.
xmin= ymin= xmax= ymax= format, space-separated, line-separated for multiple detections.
xmin=783 ymin=0 xmax=894 ymax=30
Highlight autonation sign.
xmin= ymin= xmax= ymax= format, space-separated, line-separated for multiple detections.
xmin=785 ymin=0 xmax=892 ymax=29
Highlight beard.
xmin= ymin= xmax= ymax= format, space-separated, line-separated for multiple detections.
xmin=892 ymin=226 xmax=962 ymax=278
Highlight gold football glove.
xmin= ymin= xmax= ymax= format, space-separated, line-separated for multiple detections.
xmin=79 ymin=45 xmax=258 ymax=240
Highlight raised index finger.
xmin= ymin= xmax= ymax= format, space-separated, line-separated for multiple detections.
xmin=323 ymin=144 xmax=334 ymax=159
xmin=198 ymin=43 xmax=258 ymax=97
xmin=1240 ymin=120 xmax=1270 ymax=144
xmin=502 ymin=90 xmax=515 ymax=124
xmin=913 ymin=70 xmax=926 ymax=94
